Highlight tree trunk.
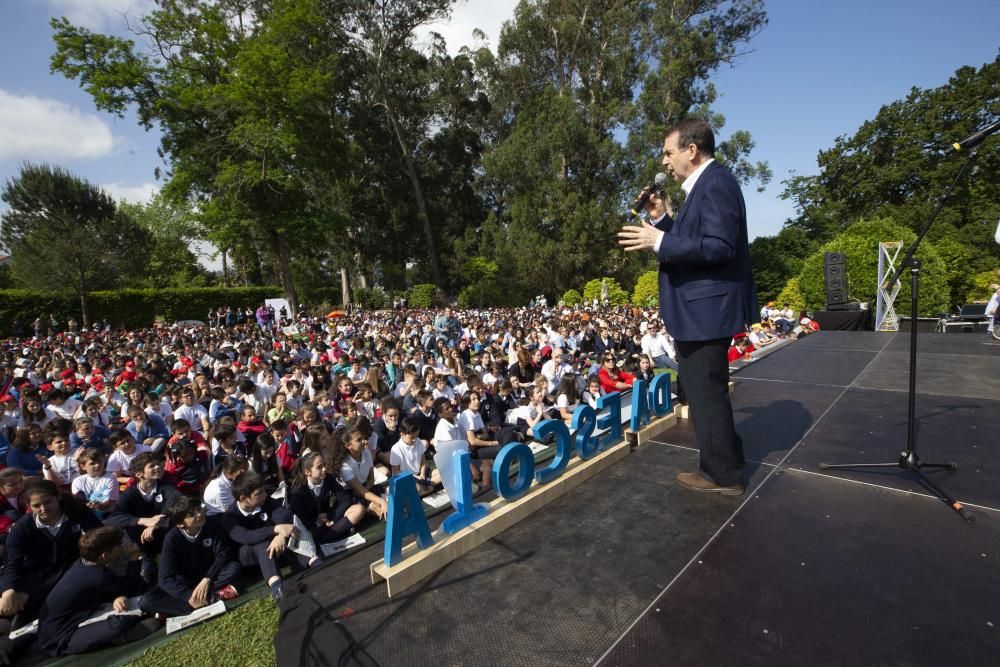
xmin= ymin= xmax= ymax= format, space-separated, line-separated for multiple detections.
xmin=382 ymin=98 xmax=441 ymax=285
xmin=266 ymin=226 xmax=297 ymax=313
xmin=340 ymin=267 xmax=351 ymax=309
xmin=221 ymin=248 xmax=229 ymax=286
xmin=77 ymin=268 xmax=89 ymax=328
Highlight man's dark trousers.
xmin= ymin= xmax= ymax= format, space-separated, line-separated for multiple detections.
xmin=676 ymin=338 xmax=744 ymax=486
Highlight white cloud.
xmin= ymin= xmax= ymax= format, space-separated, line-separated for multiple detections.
xmin=100 ymin=181 xmax=157 ymax=204
xmin=416 ymin=0 xmax=520 ymax=55
xmin=40 ymin=0 xmax=154 ymax=30
xmin=0 ymin=90 xmax=116 ymax=161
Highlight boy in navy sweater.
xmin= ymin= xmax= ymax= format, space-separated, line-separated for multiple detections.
xmin=219 ymin=473 xmax=304 ymax=601
xmin=0 ymin=481 xmax=103 ymax=662
xmin=106 ymin=452 xmax=181 ymax=581
xmin=139 ymin=495 xmax=241 ymax=618
xmin=36 ymin=527 xmax=152 ymax=656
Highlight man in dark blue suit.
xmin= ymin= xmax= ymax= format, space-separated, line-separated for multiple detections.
xmin=619 ymin=118 xmax=758 ymax=495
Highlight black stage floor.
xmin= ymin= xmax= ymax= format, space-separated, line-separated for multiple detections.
xmin=280 ymin=332 xmax=1000 ymax=666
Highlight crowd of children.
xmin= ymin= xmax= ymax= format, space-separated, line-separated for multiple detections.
xmin=0 ymin=301 xmax=807 ymax=659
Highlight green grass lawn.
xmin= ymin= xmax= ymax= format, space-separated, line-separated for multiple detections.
xmin=129 ymin=597 xmax=277 ymax=666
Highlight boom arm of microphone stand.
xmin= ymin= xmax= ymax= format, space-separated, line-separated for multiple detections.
xmin=884 ymin=144 xmax=982 ymax=291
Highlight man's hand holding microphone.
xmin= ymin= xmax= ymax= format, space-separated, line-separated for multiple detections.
xmin=619 ymin=172 xmax=668 ymax=253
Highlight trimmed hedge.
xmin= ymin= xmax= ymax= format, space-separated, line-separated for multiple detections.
xmin=561 ymin=289 xmax=582 ymax=306
xmin=408 ymin=284 xmax=436 ymax=309
xmin=0 ymin=286 xmax=342 ymax=334
xmin=352 ymin=287 xmax=390 ymax=310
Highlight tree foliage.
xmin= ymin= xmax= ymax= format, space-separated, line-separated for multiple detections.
xmin=582 ymin=277 xmax=628 ymax=305
xmin=798 ymin=218 xmax=950 ymax=316
xmin=46 ymin=0 xmax=771 ymax=305
xmin=632 ymin=270 xmax=658 ymax=307
xmin=0 ymin=163 xmax=150 ymax=325
xmin=755 ymin=56 xmax=1000 ymax=313
xmin=118 ymin=195 xmax=211 ymax=288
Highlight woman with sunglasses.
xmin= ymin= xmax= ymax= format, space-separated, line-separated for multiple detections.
xmin=597 ymin=354 xmax=635 ymax=395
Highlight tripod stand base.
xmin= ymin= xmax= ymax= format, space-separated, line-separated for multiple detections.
xmin=819 ymin=451 xmax=973 ymax=522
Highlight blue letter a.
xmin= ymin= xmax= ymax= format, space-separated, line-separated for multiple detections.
xmin=383 ymin=473 xmax=434 ymax=567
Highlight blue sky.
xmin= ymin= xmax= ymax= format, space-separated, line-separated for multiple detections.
xmin=1 ymin=0 xmax=998 ymax=250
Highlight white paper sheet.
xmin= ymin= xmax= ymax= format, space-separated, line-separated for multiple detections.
xmin=422 ymin=489 xmax=451 ymax=509
xmin=165 ymin=600 xmax=227 ymax=634
xmin=320 ymin=533 xmax=367 ymax=557
xmin=77 ymin=596 xmax=143 ymax=628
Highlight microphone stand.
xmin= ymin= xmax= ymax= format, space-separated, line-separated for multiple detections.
xmin=818 ymin=144 xmax=983 ymax=522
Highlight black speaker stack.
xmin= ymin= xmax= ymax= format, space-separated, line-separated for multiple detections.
xmin=824 ymin=251 xmax=848 ymax=311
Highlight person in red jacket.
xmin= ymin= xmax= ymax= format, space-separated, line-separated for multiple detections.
xmin=598 ymin=353 xmax=635 ymax=395
xmin=164 ymin=439 xmax=211 ymax=497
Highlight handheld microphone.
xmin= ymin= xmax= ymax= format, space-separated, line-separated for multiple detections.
xmin=629 ymin=172 xmax=668 ymax=218
xmin=949 ymin=119 xmax=1000 ymax=153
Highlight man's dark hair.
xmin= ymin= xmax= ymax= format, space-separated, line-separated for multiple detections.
xmin=671 ymin=117 xmax=715 ymax=156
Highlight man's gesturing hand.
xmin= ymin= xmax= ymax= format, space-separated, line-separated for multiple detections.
xmin=618 ymin=220 xmax=661 ymax=253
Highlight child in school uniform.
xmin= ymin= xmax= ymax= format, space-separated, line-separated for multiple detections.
xmin=36 ymin=527 xmax=153 ymax=656
xmin=106 ymin=452 xmax=180 ymax=581
xmin=0 ymin=480 xmax=103 ymax=660
xmin=507 ymin=386 xmax=545 ymax=440
xmin=71 ymin=449 xmax=119 ymax=516
xmin=250 ymin=433 xmax=284 ymax=496
xmin=288 ymin=451 xmax=364 ymax=547
xmin=0 ymin=470 xmax=25 ymax=559
xmin=139 ymin=495 xmax=240 ymax=618
xmin=203 ymin=457 xmax=249 ymax=516
xmin=456 ymin=392 xmax=502 ymax=490
xmin=554 ymin=374 xmax=582 ymax=425
xmin=210 ymin=423 xmax=248 ymax=468
xmin=372 ymin=398 xmax=401 ymax=468
xmin=389 ymin=419 xmax=438 ymax=492
xmin=219 ymin=473 xmax=306 ymax=602
xmin=330 ymin=429 xmax=388 ymax=520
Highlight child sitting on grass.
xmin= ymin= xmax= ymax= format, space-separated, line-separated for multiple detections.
xmin=331 ymin=429 xmax=388 ymax=520
xmin=389 ymin=418 xmax=438 ymax=493
xmin=0 ymin=480 xmax=103 ymax=661
xmin=107 ymin=452 xmax=180 ymax=582
xmin=36 ymin=527 xmax=154 ymax=657
xmin=139 ymin=495 xmax=241 ymax=618
xmin=219 ymin=473 xmax=307 ymax=602
xmin=288 ymin=451 xmax=364 ymax=547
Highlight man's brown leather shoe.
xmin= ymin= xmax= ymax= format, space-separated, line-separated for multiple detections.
xmin=675 ymin=472 xmax=744 ymax=496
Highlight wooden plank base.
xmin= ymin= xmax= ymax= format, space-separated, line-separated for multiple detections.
xmin=627 ymin=411 xmax=678 ymax=447
xmin=370 ymin=439 xmax=631 ymax=597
